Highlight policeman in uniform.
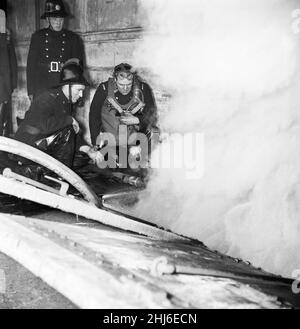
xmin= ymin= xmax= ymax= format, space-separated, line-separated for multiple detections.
xmin=16 ymin=61 xmax=103 ymax=173
xmin=27 ymin=0 xmax=84 ymax=100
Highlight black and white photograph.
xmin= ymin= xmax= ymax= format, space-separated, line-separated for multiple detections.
xmin=0 ymin=0 xmax=300 ymax=312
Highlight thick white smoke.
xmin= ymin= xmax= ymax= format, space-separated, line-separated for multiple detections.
xmin=133 ymin=0 xmax=300 ymax=278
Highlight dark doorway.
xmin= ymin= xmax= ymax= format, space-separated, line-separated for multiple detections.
xmin=0 ymin=0 xmax=7 ymax=13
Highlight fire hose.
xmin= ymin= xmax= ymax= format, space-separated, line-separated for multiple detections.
xmin=151 ymin=257 xmax=293 ymax=285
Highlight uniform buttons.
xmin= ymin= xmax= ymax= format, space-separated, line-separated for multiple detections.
xmin=62 ymin=41 xmax=66 ymax=44
xmin=46 ymin=55 xmax=49 ymax=58
xmin=45 ymin=40 xmax=49 ymax=43
xmin=46 ymin=48 xmax=49 ymax=51
xmin=63 ymin=34 xmax=66 ymax=37
xmin=45 ymin=33 xmax=49 ymax=36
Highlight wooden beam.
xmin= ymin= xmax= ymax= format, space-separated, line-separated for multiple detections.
xmin=0 ymin=213 xmax=172 ymax=308
xmin=0 ymin=175 xmax=186 ymax=241
xmin=35 ymin=0 xmax=40 ymax=31
xmin=0 ymin=137 xmax=100 ymax=206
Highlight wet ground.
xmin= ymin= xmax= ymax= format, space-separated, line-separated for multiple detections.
xmin=0 ymin=181 xmax=300 ymax=309
xmin=0 ymin=252 xmax=76 ymax=309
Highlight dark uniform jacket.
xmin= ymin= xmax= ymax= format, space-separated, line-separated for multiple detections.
xmin=89 ymin=80 xmax=158 ymax=146
xmin=0 ymin=32 xmax=17 ymax=103
xmin=27 ymin=27 xmax=84 ymax=97
xmin=15 ymin=88 xmax=73 ymax=147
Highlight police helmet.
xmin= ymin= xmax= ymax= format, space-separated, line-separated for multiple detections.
xmin=41 ymin=0 xmax=68 ymax=19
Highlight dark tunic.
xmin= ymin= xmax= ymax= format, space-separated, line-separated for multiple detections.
xmin=89 ymin=80 xmax=158 ymax=146
xmin=15 ymin=88 xmax=73 ymax=147
xmin=15 ymin=88 xmax=79 ymax=167
xmin=26 ymin=27 xmax=84 ymax=97
xmin=0 ymin=33 xmax=17 ymax=103
xmin=0 ymin=32 xmax=18 ymax=136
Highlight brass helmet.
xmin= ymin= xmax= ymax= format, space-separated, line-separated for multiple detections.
xmin=41 ymin=0 xmax=68 ymax=19
xmin=57 ymin=59 xmax=89 ymax=87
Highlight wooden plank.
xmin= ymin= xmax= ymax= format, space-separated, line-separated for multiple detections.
xmin=8 ymin=0 xmax=36 ymax=40
xmin=34 ymin=0 xmax=40 ymax=31
xmin=0 ymin=175 xmax=185 ymax=241
xmin=9 ymin=214 xmax=290 ymax=309
xmin=0 ymin=213 xmax=178 ymax=309
xmin=0 ymin=137 xmax=100 ymax=206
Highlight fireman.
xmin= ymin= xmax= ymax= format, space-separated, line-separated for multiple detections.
xmin=16 ymin=61 xmax=103 ymax=171
xmin=89 ymin=63 xmax=159 ymax=169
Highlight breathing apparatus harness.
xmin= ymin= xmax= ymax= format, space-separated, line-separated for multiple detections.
xmin=106 ymin=77 xmax=145 ymax=116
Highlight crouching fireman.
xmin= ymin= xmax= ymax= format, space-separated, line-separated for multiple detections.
xmin=89 ymin=63 xmax=159 ymax=173
xmin=14 ymin=60 xmax=103 ymax=178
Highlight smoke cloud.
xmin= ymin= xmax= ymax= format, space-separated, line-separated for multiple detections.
xmin=132 ymin=0 xmax=300 ymax=278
